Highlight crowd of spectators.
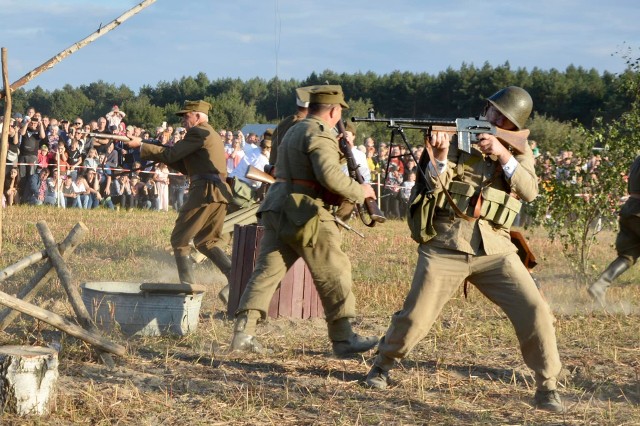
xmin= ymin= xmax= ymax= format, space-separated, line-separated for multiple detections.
xmin=1 ymin=105 xmax=189 ymax=211
xmin=0 ymin=105 xmax=277 ymax=213
xmin=3 ymin=107 xmax=610 ymax=222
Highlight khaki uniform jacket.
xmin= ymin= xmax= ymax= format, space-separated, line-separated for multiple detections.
xmin=140 ymin=122 xmax=231 ymax=211
xmin=427 ymin=140 xmax=538 ymax=255
xmin=269 ymin=111 xmax=307 ymax=166
xmin=259 ymin=115 xmax=364 ymax=215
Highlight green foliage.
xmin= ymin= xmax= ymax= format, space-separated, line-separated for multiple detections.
xmin=208 ymin=90 xmax=258 ymax=131
xmin=527 ymin=52 xmax=640 ymax=284
xmin=528 ymin=113 xmax=583 ymax=155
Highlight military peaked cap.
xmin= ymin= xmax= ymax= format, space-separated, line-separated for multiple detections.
xmin=176 ymin=100 xmax=212 ymax=116
xmin=309 ymin=85 xmax=349 ymax=108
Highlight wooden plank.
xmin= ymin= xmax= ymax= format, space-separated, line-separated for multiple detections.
xmin=227 ymin=224 xmax=247 ymax=316
xmin=290 ymin=259 xmax=304 ymax=318
xmin=139 ymin=283 xmax=206 ymax=294
xmin=277 ymin=262 xmax=294 ymax=318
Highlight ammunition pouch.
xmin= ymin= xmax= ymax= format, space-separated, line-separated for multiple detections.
xmin=437 ymin=182 xmax=521 ymax=229
xmin=278 ymin=194 xmax=327 ymax=247
xmin=436 ymin=181 xmax=475 ymax=212
xmin=480 ymin=187 xmax=521 ymax=229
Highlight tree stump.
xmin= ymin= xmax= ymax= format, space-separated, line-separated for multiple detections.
xmin=0 ymin=346 xmax=58 ymax=416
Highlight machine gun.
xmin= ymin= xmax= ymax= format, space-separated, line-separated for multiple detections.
xmin=336 ymin=119 xmax=385 ymax=227
xmin=352 ymin=109 xmax=530 ymax=154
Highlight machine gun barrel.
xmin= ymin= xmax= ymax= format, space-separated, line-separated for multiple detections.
xmin=351 ymin=113 xmax=529 ymax=154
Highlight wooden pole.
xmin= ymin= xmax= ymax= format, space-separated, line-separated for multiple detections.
xmin=0 ymin=222 xmax=87 ymax=331
xmin=0 ymin=0 xmax=157 ymax=100
xmin=0 ymin=291 xmax=125 ymax=356
xmin=36 ymin=221 xmax=118 ymax=366
xmin=1 ymin=47 xmax=12 ymax=253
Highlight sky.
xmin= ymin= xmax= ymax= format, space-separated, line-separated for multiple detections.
xmin=0 ymin=0 xmax=638 ymax=93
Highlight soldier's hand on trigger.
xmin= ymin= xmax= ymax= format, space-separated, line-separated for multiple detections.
xmin=476 ymin=133 xmax=509 ymax=161
xmin=429 ymin=131 xmax=450 ymax=161
xmin=361 ymin=183 xmax=376 ymax=200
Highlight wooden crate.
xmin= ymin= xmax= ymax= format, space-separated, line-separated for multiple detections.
xmin=227 ymin=224 xmax=324 ymax=319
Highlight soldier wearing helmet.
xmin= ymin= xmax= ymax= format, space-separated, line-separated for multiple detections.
xmin=365 ymin=87 xmax=565 ymax=413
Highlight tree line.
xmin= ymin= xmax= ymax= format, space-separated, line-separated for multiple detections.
xmin=3 ymin=61 xmax=637 ymax=153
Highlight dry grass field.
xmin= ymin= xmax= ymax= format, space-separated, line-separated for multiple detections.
xmin=0 ymin=206 xmax=638 ymax=425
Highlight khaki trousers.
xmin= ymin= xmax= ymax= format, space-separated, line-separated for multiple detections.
xmin=236 ymin=211 xmax=356 ymax=322
xmin=615 ymin=214 xmax=640 ymax=263
xmin=376 ymin=244 xmax=562 ymax=391
xmin=171 ymin=202 xmax=227 ymax=256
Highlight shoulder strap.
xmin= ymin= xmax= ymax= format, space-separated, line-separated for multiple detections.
xmin=424 ymin=142 xmax=477 ymax=222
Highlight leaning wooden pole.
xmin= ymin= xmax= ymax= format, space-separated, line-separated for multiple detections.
xmin=0 ymin=47 xmax=12 ymax=253
xmin=0 ymin=290 xmax=125 ymax=356
xmin=0 ymin=0 xmax=157 ymax=100
xmin=0 ymin=222 xmax=87 ymax=331
xmin=36 ymin=221 xmax=117 ymax=367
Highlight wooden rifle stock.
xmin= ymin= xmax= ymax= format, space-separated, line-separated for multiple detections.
xmin=335 ymin=120 xmax=385 ymax=226
xmin=79 ymin=132 xmax=131 ymax=142
xmin=510 ymin=230 xmax=537 ymax=269
xmin=430 ymin=125 xmax=530 ymax=154
xmin=245 ymin=165 xmax=275 ymax=185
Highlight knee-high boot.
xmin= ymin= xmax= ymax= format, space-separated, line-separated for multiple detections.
xmin=198 ymin=246 xmax=232 ymax=304
xmin=175 ymin=254 xmax=196 ymax=285
xmin=588 ymin=256 xmax=632 ymax=306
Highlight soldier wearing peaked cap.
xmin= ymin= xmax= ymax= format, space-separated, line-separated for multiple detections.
xmin=230 ymin=85 xmax=379 ymax=357
xmin=268 ymin=85 xmax=317 ymax=171
xmin=125 ymin=100 xmax=234 ymax=298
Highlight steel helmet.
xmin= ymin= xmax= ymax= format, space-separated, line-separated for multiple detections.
xmin=487 ymin=86 xmax=533 ymax=130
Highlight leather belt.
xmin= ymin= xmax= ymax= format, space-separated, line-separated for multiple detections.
xmin=275 ymin=178 xmax=322 ymax=192
xmin=191 ymin=173 xmax=224 ymax=184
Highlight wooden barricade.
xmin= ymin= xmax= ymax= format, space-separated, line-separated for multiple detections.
xmin=0 ymin=221 xmax=125 ymax=368
xmin=227 ymin=224 xmax=324 ymax=319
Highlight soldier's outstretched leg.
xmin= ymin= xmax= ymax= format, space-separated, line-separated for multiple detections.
xmin=588 ymin=256 xmax=632 ymax=306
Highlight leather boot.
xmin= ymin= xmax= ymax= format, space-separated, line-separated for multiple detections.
xmin=534 ymin=389 xmax=564 ymax=413
xmin=364 ymin=365 xmax=390 ymax=389
xmin=328 ymin=317 xmax=378 ymax=357
xmin=174 ymin=254 xmax=196 ymax=285
xmin=198 ymin=246 xmax=232 ymax=304
xmin=588 ymin=256 xmax=631 ymax=306
xmin=230 ymin=310 xmax=270 ymax=354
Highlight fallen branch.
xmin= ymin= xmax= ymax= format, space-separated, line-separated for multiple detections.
xmin=0 ymin=290 xmax=125 ymax=356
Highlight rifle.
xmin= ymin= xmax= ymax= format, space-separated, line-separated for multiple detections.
xmin=351 ymin=109 xmax=530 ymax=154
xmin=78 ymin=132 xmax=161 ymax=145
xmin=336 ymin=120 xmax=386 ymax=227
xmin=245 ymin=165 xmax=275 ymax=185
